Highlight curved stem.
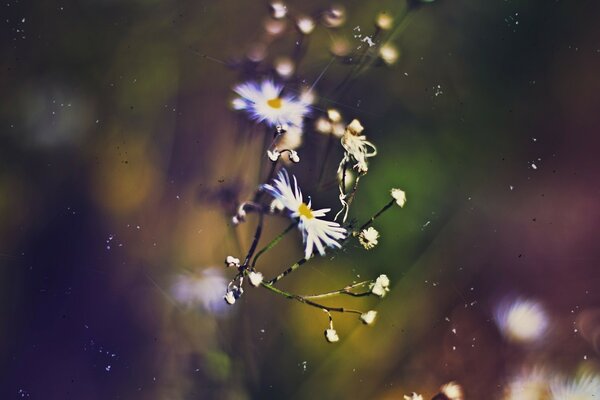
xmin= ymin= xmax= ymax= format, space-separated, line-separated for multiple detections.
xmin=268 ymin=256 xmax=308 ymax=285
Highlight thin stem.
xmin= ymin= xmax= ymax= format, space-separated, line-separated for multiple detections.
xmin=357 ymin=199 xmax=395 ymax=232
xmin=251 ymin=221 xmax=297 ymax=269
xmin=303 ymin=280 xmax=372 ymax=299
xmin=242 ymin=212 xmax=264 ymax=268
xmin=260 ymin=281 xmax=363 ymax=315
xmin=268 ymin=257 xmax=308 ymax=285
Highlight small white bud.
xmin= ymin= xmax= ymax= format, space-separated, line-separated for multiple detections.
xmin=440 ymin=382 xmax=464 ymax=400
xmin=358 ymin=227 xmax=380 ymax=250
xmin=297 ymin=16 xmax=315 ymax=34
xmin=289 ymin=150 xmax=300 ymax=163
xmin=327 ymin=108 xmax=342 ymax=123
xmin=370 ymin=274 xmax=391 ymax=298
xmin=346 ymin=119 xmax=364 ymax=135
xmin=404 ymin=394 xmax=424 ymax=400
xmin=315 ymin=117 xmax=332 ymax=134
xmin=224 ymin=291 xmax=236 ymax=305
xmin=267 ymin=149 xmax=281 ymax=162
xmin=275 ymin=57 xmax=295 ymax=78
xmin=248 ymin=271 xmax=264 ymax=287
xmin=232 ymin=215 xmax=240 ymax=225
xmin=360 ymin=310 xmax=378 ymax=325
xmin=390 ymin=188 xmax=407 ymax=207
xmin=225 ymin=256 xmax=240 ymax=268
xmin=324 ymin=328 xmax=339 ymax=343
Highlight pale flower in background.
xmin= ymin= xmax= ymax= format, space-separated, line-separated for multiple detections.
xmin=376 ymin=12 xmax=393 ymax=30
xmin=262 ymin=169 xmax=346 ymax=259
xmin=360 ymin=310 xmax=377 ymax=325
xmin=297 ymin=16 xmax=315 ymax=34
xmin=404 ymin=393 xmax=424 ymax=400
xmin=391 ymin=188 xmax=407 ymax=207
xmin=358 ymin=227 xmax=380 ymax=250
xmin=550 ymin=373 xmax=600 ymax=400
xmin=380 ymin=43 xmax=399 ymax=65
xmin=340 ymin=119 xmax=377 ymax=173
xmin=171 ymin=267 xmax=230 ymax=314
xmin=233 ymin=80 xmax=309 ymax=127
xmin=269 ymin=1 xmax=287 ymax=19
xmin=324 ymin=328 xmax=339 ymax=343
xmin=495 ymin=298 xmax=549 ymax=343
xmin=504 ymin=368 xmax=550 ymax=400
xmin=440 ymin=381 xmax=464 ymax=400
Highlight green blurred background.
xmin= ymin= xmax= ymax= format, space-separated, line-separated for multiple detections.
xmin=2 ymin=0 xmax=600 ymax=398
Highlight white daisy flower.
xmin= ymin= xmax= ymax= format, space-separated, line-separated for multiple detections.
xmin=358 ymin=227 xmax=380 ymax=250
xmin=495 ymin=298 xmax=549 ymax=343
xmin=233 ymin=80 xmax=309 ymax=127
xmin=550 ymin=374 xmax=600 ymax=400
xmin=360 ymin=310 xmax=377 ymax=325
xmin=262 ymin=169 xmax=346 ymax=259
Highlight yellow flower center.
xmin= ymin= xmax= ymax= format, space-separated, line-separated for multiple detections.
xmin=298 ymin=203 xmax=314 ymax=219
xmin=267 ymin=97 xmax=283 ymax=109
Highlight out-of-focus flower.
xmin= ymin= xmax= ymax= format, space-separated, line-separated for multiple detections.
xmin=504 ymin=368 xmax=550 ymax=400
xmin=340 ymin=119 xmax=377 ymax=173
xmin=404 ymin=393 xmax=424 ymax=400
xmin=233 ymin=80 xmax=309 ymax=127
xmin=269 ymin=1 xmax=287 ymax=19
xmin=360 ymin=310 xmax=378 ymax=325
xmin=262 ymin=169 xmax=346 ymax=259
xmin=391 ymin=188 xmax=407 ymax=207
xmin=380 ymin=43 xmax=400 ymax=65
xmin=297 ymin=16 xmax=315 ymax=34
xmin=275 ymin=57 xmax=295 ymax=78
xmin=328 ymin=108 xmax=342 ymax=123
xmin=330 ymin=37 xmax=351 ymax=56
xmin=245 ymin=42 xmax=268 ymax=62
xmin=264 ymin=17 xmax=287 ymax=36
xmin=495 ymin=298 xmax=549 ymax=343
xmin=376 ymin=12 xmax=394 ymax=30
xmin=315 ymin=117 xmax=332 ymax=134
xmin=550 ymin=373 xmax=600 ymax=400
xmin=225 ymin=256 xmax=240 ymax=268
xmin=440 ymin=382 xmax=464 ymax=400
xmin=358 ymin=227 xmax=380 ymax=250
xmin=370 ymin=274 xmax=391 ymax=297
xmin=324 ymin=328 xmax=339 ymax=343
xmin=322 ymin=5 xmax=346 ymax=28
xmin=276 ymin=124 xmax=303 ymax=151
xmin=248 ymin=271 xmax=264 ymax=287
xmin=171 ymin=268 xmax=229 ymax=314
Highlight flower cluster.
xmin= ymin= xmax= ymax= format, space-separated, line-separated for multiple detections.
xmin=216 ymin=1 xmax=414 ymax=343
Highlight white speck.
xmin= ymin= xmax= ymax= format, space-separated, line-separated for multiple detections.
xmin=509 ymin=185 xmax=514 ymax=190
xmin=531 ymin=163 xmax=537 ymax=170
xmin=105 ymin=365 xmax=111 ymax=372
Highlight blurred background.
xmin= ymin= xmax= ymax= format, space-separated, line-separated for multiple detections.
xmin=2 ymin=0 xmax=600 ymax=398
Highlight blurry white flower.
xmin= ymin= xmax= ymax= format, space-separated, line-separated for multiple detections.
xmin=297 ymin=16 xmax=315 ymax=34
xmin=171 ymin=268 xmax=229 ymax=314
xmin=299 ymin=88 xmax=316 ymax=105
xmin=370 ymin=274 xmax=391 ymax=298
xmin=224 ymin=290 xmax=236 ymax=305
xmin=276 ymin=124 xmax=303 ymax=151
xmin=248 ymin=271 xmax=264 ymax=287
xmin=504 ymin=368 xmax=550 ymax=400
xmin=327 ymin=108 xmax=342 ymax=123
xmin=495 ymin=298 xmax=549 ymax=343
xmin=233 ymin=80 xmax=309 ymax=127
xmin=225 ymin=256 xmax=240 ymax=268
xmin=358 ymin=227 xmax=380 ymax=250
xmin=270 ymin=1 xmax=287 ymax=19
xmin=340 ymin=119 xmax=377 ymax=173
xmin=315 ymin=117 xmax=332 ymax=134
xmin=376 ymin=12 xmax=393 ymax=30
xmin=262 ymin=169 xmax=346 ymax=259
xmin=380 ymin=43 xmax=399 ymax=65
xmin=322 ymin=5 xmax=346 ymax=28
xmin=325 ymin=328 xmax=339 ymax=343
xmin=275 ymin=57 xmax=295 ymax=78
xmin=550 ymin=374 xmax=600 ymax=400
xmin=404 ymin=393 xmax=424 ymax=400
xmin=390 ymin=188 xmax=407 ymax=207
xmin=360 ymin=310 xmax=378 ymax=325
xmin=267 ymin=149 xmax=281 ymax=162
xmin=441 ymin=382 xmax=464 ymax=400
